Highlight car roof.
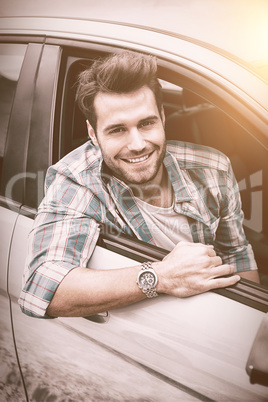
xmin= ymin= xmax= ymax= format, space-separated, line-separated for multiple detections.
xmin=1 ymin=2 xmax=268 ymax=130
xmin=1 ymin=0 xmax=268 ymax=70
xmin=1 ymin=13 xmax=267 ymax=112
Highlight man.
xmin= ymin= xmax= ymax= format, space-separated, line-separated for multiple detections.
xmin=19 ymin=51 xmax=259 ymax=318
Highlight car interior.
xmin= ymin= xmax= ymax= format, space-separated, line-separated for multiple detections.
xmin=59 ymin=57 xmax=268 ymax=285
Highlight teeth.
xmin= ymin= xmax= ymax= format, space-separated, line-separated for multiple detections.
xmin=128 ymin=154 xmax=149 ymax=163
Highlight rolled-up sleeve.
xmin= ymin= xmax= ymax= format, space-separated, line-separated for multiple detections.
xmin=19 ymin=165 xmax=102 ymax=318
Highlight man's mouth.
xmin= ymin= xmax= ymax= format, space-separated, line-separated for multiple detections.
xmin=123 ymin=152 xmax=153 ymax=164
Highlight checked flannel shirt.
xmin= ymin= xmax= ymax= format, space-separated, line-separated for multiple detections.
xmin=19 ymin=140 xmax=257 ymax=318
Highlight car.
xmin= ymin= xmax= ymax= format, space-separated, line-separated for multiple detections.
xmin=0 ymin=3 xmax=268 ymax=401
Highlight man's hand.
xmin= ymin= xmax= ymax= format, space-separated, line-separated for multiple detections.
xmin=154 ymin=242 xmax=240 ymax=297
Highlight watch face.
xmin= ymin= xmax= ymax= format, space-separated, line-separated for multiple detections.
xmin=139 ymin=270 xmax=157 ymax=289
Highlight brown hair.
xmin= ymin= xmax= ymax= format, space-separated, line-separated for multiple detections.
xmin=76 ymin=51 xmax=162 ymax=132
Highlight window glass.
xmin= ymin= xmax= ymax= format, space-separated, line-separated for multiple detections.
xmin=0 ymin=44 xmax=27 ymax=158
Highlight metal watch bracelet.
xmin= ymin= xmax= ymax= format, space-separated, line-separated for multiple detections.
xmin=137 ymin=261 xmax=158 ymax=298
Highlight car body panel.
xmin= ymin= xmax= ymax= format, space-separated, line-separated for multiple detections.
xmin=2 ymin=1 xmax=267 ymax=67
xmin=10 ymin=297 xmax=197 ymax=401
xmin=4 ymin=210 xmax=268 ymax=400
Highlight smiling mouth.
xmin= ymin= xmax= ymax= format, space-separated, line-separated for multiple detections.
xmin=124 ymin=152 xmax=153 ymax=164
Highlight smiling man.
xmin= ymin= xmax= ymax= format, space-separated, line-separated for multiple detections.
xmin=88 ymin=85 xmax=170 ymax=206
xmin=90 ymin=87 xmax=166 ymax=186
xmin=19 ymin=51 xmax=259 ymax=318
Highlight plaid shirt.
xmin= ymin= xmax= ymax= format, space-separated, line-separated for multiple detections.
xmin=19 ymin=140 xmax=257 ymax=318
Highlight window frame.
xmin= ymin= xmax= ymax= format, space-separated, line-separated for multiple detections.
xmin=54 ymin=46 xmax=268 ymax=311
xmin=0 ymin=36 xmax=267 ymax=311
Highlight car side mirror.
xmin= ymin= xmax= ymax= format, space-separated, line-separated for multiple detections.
xmin=246 ymin=313 xmax=268 ymax=386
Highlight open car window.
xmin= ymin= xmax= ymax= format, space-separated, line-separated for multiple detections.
xmin=57 ymin=53 xmax=268 ymax=294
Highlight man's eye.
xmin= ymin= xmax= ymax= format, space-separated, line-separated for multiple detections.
xmin=109 ymin=127 xmax=126 ymax=134
xmin=140 ymin=120 xmax=155 ymax=128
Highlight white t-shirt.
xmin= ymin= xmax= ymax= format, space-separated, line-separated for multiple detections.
xmin=134 ymin=197 xmax=193 ymax=251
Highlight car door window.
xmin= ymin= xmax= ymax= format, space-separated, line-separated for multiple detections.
xmin=0 ymin=44 xmax=27 ymax=184
xmin=58 ymin=56 xmax=267 ymax=290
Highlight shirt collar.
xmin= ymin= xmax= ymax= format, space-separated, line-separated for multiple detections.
xmin=163 ymin=152 xmax=193 ymax=203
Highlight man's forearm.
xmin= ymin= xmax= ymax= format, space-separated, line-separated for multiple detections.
xmin=46 ymin=265 xmax=146 ymax=317
xmin=46 ymin=242 xmax=241 ymax=318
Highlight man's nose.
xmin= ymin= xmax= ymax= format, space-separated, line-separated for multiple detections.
xmin=127 ymin=128 xmax=146 ymax=152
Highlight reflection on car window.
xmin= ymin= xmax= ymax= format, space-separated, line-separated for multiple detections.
xmin=0 ymin=44 xmax=27 ymax=166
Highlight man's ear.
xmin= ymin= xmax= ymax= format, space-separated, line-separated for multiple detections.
xmin=86 ymin=120 xmax=99 ymax=147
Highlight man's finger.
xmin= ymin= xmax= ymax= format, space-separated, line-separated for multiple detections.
xmin=210 ymin=264 xmax=236 ymax=278
xmin=207 ymin=246 xmax=216 ymax=257
xmin=208 ymin=274 xmax=240 ymax=290
xmin=209 ymin=256 xmax=222 ymax=267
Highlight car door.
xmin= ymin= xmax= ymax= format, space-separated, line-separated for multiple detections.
xmin=2 ymin=28 xmax=268 ymax=401
xmin=0 ymin=42 xmax=33 ymax=400
xmin=2 ymin=40 xmax=201 ymax=401
xmin=50 ymin=41 xmax=268 ymax=400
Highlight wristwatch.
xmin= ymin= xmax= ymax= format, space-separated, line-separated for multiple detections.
xmin=137 ymin=261 xmax=158 ymax=298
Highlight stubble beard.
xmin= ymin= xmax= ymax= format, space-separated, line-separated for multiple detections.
xmin=104 ymin=142 xmax=167 ymax=187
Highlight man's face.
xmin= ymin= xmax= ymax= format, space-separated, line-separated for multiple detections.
xmin=89 ymin=86 xmax=166 ymax=186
